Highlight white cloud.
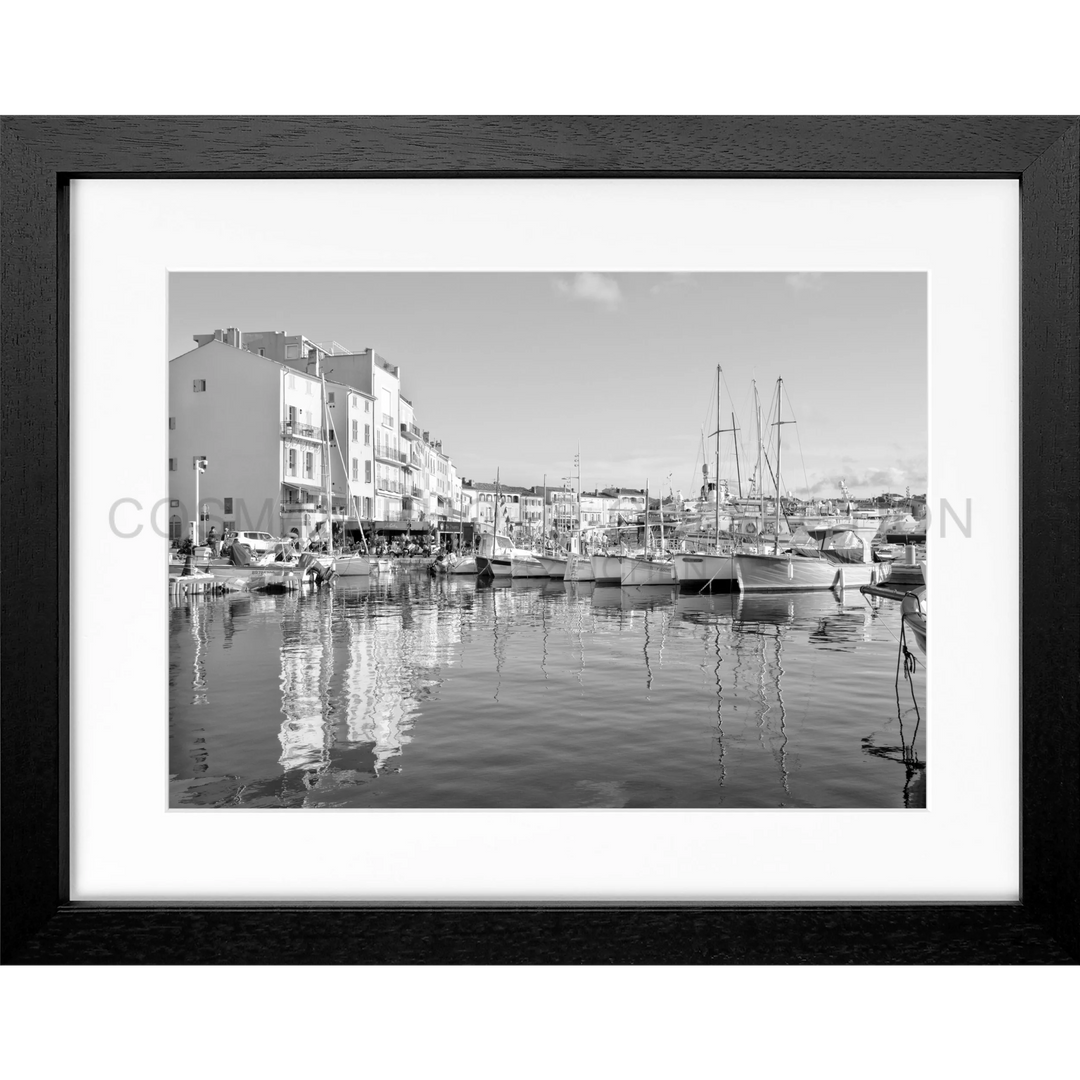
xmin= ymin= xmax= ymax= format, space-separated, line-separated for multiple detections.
xmin=785 ymin=272 xmax=825 ymax=293
xmin=554 ymin=272 xmax=623 ymax=310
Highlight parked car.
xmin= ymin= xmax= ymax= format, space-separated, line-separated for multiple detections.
xmin=233 ymin=530 xmax=281 ymax=554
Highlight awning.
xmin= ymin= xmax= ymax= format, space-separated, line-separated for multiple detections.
xmin=375 ymin=520 xmax=422 ymax=533
xmin=282 ymin=479 xmax=323 ymax=493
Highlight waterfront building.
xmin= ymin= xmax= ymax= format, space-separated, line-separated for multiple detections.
xmin=169 ymin=336 xmax=331 ymax=541
xmin=468 ymin=482 xmax=543 ymax=539
xmin=181 ymin=327 xmax=464 ymax=546
xmin=245 ymin=335 xmax=404 ymax=529
xmin=460 ymin=482 xmax=480 ymax=530
xmin=520 ymin=491 xmax=544 ymax=535
xmin=399 ymin=395 xmax=425 ymax=524
xmin=542 ymin=485 xmax=579 ymax=532
xmin=325 ymin=380 xmax=376 ymax=542
xmin=580 ymin=491 xmax=615 ymax=532
xmin=602 ymin=487 xmax=648 ymax=524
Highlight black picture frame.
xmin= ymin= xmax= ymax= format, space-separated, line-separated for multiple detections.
xmin=2 ymin=116 xmax=1077 ymax=964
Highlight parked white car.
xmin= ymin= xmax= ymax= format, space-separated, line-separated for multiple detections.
xmin=233 ymin=530 xmax=281 ymax=554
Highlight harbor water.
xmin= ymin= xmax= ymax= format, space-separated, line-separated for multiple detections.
xmin=169 ymin=572 xmax=926 ymax=809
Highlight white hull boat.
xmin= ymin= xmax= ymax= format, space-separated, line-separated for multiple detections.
xmin=590 ymin=554 xmax=624 ymax=584
xmin=563 ymin=553 xmax=595 ymax=582
xmin=510 ymin=554 xmax=548 ymax=578
xmin=902 ymin=587 xmax=927 ymax=655
xmin=672 ymin=551 xmax=737 ymax=592
xmin=477 ymin=531 xmax=515 ymax=578
xmin=734 ymin=548 xmax=888 ymax=593
xmin=535 ymin=555 xmax=568 ymax=578
xmin=447 ymin=555 xmax=478 ymax=575
xmin=620 ymin=556 xmax=676 ymax=586
xmin=333 ymin=553 xmax=372 ymax=577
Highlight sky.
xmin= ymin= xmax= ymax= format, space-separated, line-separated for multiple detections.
xmin=169 ymin=272 xmax=927 ymax=500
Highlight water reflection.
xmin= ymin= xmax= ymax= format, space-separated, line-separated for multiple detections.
xmin=169 ymin=572 xmax=926 ymax=808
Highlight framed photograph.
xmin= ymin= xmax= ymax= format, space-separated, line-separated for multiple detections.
xmin=2 ymin=116 xmax=1076 ymax=963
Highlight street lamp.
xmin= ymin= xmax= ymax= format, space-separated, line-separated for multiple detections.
xmin=193 ymin=456 xmax=207 ymax=543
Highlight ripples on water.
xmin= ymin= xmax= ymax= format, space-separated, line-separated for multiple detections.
xmin=169 ymin=573 xmax=926 ymax=809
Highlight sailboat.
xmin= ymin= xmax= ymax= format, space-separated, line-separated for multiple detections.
xmin=561 ymin=449 xmax=594 ymax=582
xmin=673 ymin=365 xmax=738 ymax=592
xmin=476 ymin=469 xmax=522 ymax=578
xmin=733 ymin=378 xmax=888 ymax=592
xmin=534 ymin=480 xmax=569 ymax=577
xmin=620 ymin=479 xmax=676 ymax=585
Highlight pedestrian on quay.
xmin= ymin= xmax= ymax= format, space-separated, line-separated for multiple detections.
xmin=207 ymin=525 xmax=219 ymax=557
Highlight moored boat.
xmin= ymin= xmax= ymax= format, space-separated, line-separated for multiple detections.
xmin=535 ymin=554 xmax=568 ymax=578
xmin=735 ymin=529 xmax=889 ymax=592
xmin=333 ymin=552 xmax=372 ymax=577
xmin=672 ymin=550 xmax=736 ymax=591
xmin=563 ymin=552 xmax=595 ymax=582
xmin=510 ymin=553 xmax=547 ymax=578
xmin=620 ymin=555 xmax=676 ymax=585
xmin=590 ymin=553 xmax=624 ymax=584
xmin=477 ymin=531 xmax=514 ymax=577
xmin=902 ymin=587 xmax=927 ymax=655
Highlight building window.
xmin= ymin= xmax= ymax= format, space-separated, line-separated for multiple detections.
xmin=365 ymin=461 xmax=371 ymax=483
xmin=352 ymin=458 xmax=359 ymax=481
xmin=223 ymin=497 xmax=233 ymax=514
xmin=328 ymin=392 xmax=335 ymax=404
xmin=288 ymin=448 xmax=297 ymax=475
xmin=169 ymin=516 xmax=182 ymax=540
xmin=364 ymin=424 xmax=370 ymax=446
xmin=365 ymin=400 xmax=370 ymax=412
xmin=258 ymin=348 xmax=265 ymax=356
xmin=192 ymin=380 xmax=206 ymax=392
xmin=286 ymin=344 xmax=300 ymax=359
xmin=304 ymin=452 xmax=314 ymax=479
xmin=168 ymin=416 xmax=176 ymax=429
xmin=352 ymin=419 xmax=358 ymax=442
xmin=223 ymin=519 xmax=235 ymax=532
xmin=169 ymin=458 xmax=177 ymax=471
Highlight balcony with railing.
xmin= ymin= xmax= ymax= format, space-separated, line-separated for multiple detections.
xmin=282 ymin=421 xmax=324 ymax=441
xmin=374 ymin=442 xmax=404 ymax=465
xmin=400 ymin=421 xmax=422 ymax=441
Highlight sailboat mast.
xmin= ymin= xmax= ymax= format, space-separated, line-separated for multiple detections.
xmin=754 ymin=380 xmax=764 ymax=533
xmin=542 ymin=472 xmax=547 ymax=549
xmin=714 ymin=364 xmax=721 ymax=554
xmin=774 ymin=378 xmax=783 ymax=555
xmin=321 ymin=371 xmax=334 ymax=557
xmin=576 ymin=446 xmax=582 ymax=548
xmin=732 ymin=412 xmax=742 ymax=499
xmin=660 ymin=479 xmax=667 ymax=554
xmin=645 ymin=478 xmax=649 ymax=557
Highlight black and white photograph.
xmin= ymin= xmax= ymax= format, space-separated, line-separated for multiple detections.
xmin=168 ymin=270 xmax=929 ymax=809
xmin=2 ymin=86 xmax=1076 ymax=1080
